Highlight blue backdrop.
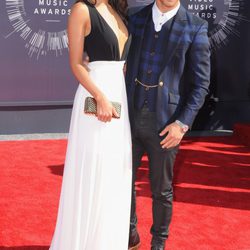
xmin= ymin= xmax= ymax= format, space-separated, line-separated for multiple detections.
xmin=0 ymin=0 xmax=76 ymax=106
xmin=0 ymin=0 xmax=249 ymax=129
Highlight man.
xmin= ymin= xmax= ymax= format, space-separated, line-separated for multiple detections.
xmin=126 ymin=0 xmax=211 ymax=249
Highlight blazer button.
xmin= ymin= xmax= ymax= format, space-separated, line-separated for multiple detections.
xmin=159 ymin=81 xmax=164 ymax=87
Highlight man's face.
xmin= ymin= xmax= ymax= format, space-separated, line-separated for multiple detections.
xmin=156 ymin=0 xmax=180 ymax=12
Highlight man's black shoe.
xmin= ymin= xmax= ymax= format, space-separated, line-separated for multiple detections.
xmin=151 ymin=246 xmax=165 ymax=250
xmin=128 ymin=231 xmax=140 ymax=250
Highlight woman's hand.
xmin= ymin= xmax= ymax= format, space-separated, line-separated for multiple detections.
xmin=96 ymin=95 xmax=119 ymax=122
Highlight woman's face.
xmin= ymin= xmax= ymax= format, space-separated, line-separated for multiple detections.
xmin=119 ymin=0 xmax=128 ymax=9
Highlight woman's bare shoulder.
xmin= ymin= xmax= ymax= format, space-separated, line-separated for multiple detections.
xmin=70 ymin=2 xmax=89 ymax=19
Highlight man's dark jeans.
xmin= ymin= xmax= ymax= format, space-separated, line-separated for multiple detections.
xmin=130 ymin=105 xmax=179 ymax=245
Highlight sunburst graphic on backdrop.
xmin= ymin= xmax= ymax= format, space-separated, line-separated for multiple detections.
xmin=4 ymin=0 xmax=249 ymax=58
xmin=182 ymin=0 xmax=248 ymax=50
xmin=208 ymin=0 xmax=247 ymax=49
xmin=4 ymin=0 xmax=73 ymax=59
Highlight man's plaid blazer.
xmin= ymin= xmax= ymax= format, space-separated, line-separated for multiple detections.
xmin=126 ymin=3 xmax=211 ymax=131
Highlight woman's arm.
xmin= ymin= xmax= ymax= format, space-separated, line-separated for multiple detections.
xmin=68 ymin=3 xmax=118 ymax=122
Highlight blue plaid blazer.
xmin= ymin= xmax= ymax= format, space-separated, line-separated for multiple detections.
xmin=126 ymin=4 xmax=211 ymax=131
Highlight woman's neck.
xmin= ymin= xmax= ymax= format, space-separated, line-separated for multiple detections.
xmin=96 ymin=0 xmax=109 ymax=5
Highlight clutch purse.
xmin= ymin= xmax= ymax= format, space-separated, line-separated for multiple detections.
xmin=84 ymin=97 xmax=121 ymax=119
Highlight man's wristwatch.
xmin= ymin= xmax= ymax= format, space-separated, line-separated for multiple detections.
xmin=175 ymin=120 xmax=189 ymax=133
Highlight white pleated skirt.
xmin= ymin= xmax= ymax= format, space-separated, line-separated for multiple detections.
xmin=49 ymin=61 xmax=132 ymax=250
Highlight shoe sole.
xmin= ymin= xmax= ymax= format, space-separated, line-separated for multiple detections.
xmin=128 ymin=242 xmax=141 ymax=250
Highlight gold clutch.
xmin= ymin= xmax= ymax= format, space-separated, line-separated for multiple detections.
xmin=84 ymin=97 xmax=121 ymax=119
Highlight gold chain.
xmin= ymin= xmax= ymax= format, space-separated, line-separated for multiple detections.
xmin=135 ymin=78 xmax=159 ymax=88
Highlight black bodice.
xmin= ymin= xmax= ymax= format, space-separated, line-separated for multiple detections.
xmin=84 ymin=4 xmax=130 ymax=62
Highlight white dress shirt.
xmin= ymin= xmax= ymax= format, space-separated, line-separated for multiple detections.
xmin=152 ymin=2 xmax=180 ymax=32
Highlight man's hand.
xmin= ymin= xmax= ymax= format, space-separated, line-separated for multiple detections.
xmin=159 ymin=122 xmax=185 ymax=149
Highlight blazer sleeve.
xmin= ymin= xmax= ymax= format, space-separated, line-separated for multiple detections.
xmin=177 ymin=21 xmax=211 ymax=127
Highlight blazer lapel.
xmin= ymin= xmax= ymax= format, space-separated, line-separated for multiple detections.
xmin=133 ymin=4 xmax=153 ymax=63
xmin=130 ymin=4 xmax=153 ymax=87
xmin=163 ymin=5 xmax=188 ymax=66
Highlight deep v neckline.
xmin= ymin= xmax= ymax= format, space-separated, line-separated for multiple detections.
xmin=94 ymin=6 xmax=128 ymax=60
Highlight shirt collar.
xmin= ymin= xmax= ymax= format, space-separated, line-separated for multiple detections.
xmin=152 ymin=1 xmax=180 ymax=32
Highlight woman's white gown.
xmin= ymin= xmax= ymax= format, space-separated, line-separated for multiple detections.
xmin=49 ymin=60 xmax=132 ymax=250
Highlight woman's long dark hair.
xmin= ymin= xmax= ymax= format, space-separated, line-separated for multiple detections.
xmin=75 ymin=0 xmax=127 ymax=21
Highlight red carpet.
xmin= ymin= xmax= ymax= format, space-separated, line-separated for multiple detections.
xmin=0 ymin=136 xmax=249 ymax=250
xmin=234 ymin=123 xmax=250 ymax=146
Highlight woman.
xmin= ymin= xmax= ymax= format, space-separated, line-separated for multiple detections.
xmin=49 ymin=0 xmax=132 ymax=249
